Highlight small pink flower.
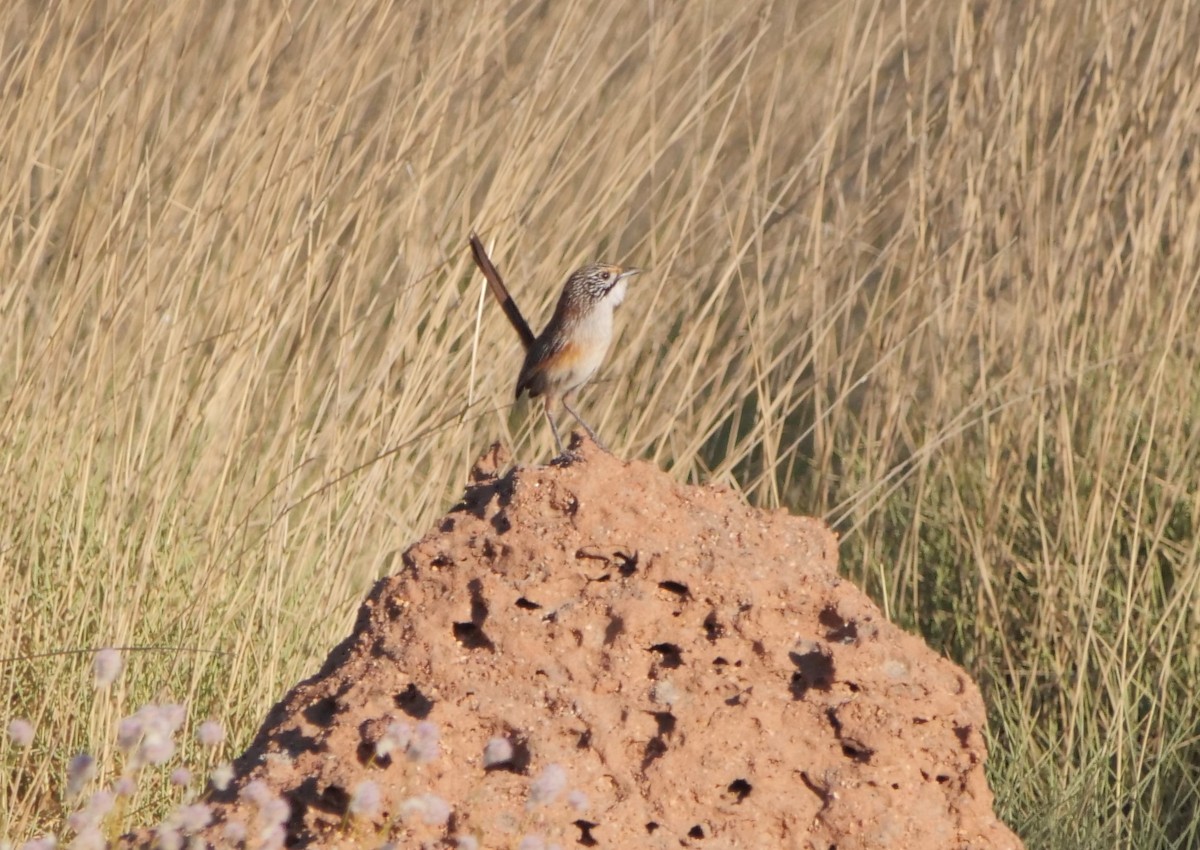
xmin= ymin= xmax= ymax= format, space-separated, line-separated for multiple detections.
xmin=169 ymin=803 xmax=212 ymax=833
xmin=482 ymin=737 xmax=514 ymax=767
xmin=221 ymin=821 xmax=246 ymax=844
xmin=8 ymin=718 xmax=34 ymax=748
xmin=374 ymin=721 xmax=411 ymax=759
xmin=348 ymin=780 xmax=382 ymax=819
xmin=527 ymin=763 xmax=567 ymax=807
xmin=117 ymin=703 xmax=187 ymax=768
xmin=116 ymin=716 xmax=143 ymax=752
xmin=260 ymin=796 xmax=290 ymax=826
xmin=258 ymin=823 xmax=286 ymax=850
xmin=66 ymin=753 xmax=96 ymax=799
xmin=19 ymin=835 xmax=58 ymax=850
xmin=196 ymin=720 xmax=224 ymax=748
xmin=66 ymin=789 xmax=115 ymax=832
xmin=417 ymin=793 xmax=451 ymax=826
xmin=69 ymin=827 xmax=105 ymax=850
xmin=140 ymin=731 xmax=174 ymax=766
xmin=406 ymin=721 xmax=439 ymax=763
xmin=240 ymin=778 xmax=272 ymax=807
xmin=92 ymin=649 xmax=123 ymax=688
xmin=209 ymin=762 xmax=234 ymax=792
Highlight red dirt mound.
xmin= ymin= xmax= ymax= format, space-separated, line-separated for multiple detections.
xmin=141 ymin=436 xmax=1025 ymax=849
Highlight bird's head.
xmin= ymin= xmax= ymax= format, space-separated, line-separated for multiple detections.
xmin=565 ymin=263 xmax=642 ymax=311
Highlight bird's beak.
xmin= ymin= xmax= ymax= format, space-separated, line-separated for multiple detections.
xmin=619 ymin=268 xmax=643 ymax=281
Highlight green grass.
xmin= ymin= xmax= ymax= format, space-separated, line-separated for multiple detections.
xmin=3 ymin=0 xmax=1200 ymax=846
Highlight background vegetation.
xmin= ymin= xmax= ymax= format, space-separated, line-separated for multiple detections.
xmin=3 ymin=0 xmax=1198 ymax=846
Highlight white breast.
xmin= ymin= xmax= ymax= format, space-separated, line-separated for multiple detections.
xmin=565 ymin=303 xmax=616 ymax=391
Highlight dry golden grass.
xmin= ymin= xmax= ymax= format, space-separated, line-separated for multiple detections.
xmin=3 ymin=0 xmax=1199 ymax=846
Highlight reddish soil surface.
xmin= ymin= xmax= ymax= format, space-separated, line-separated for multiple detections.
xmin=138 ymin=436 xmax=1025 ymax=849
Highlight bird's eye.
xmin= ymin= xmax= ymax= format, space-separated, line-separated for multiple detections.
xmin=600 ymin=271 xmax=611 ymax=281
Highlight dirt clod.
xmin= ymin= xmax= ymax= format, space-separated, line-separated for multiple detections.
xmin=144 ymin=437 xmax=1024 ymax=849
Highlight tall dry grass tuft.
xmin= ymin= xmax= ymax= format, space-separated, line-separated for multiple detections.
xmin=1 ymin=0 xmax=1198 ymax=846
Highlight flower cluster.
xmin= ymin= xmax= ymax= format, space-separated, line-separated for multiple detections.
xmin=117 ymin=703 xmax=186 ymax=770
xmin=8 ymin=653 xmax=598 ymax=850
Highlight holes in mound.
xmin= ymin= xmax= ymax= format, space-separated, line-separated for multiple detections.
xmin=840 ymin=741 xmax=873 ymax=762
xmin=727 ymin=778 xmax=752 ymax=802
xmin=825 ymin=707 xmax=874 ymax=763
xmin=574 ymin=820 xmax=599 ymax=846
xmin=302 ymin=695 xmax=341 ymax=727
xmin=703 ymin=611 xmax=724 ymax=641
xmin=799 ymin=771 xmax=831 ymax=803
xmin=688 ymin=824 xmax=705 ymax=839
xmin=576 ymin=547 xmax=611 ymax=567
xmin=819 ymin=605 xmax=858 ymax=643
xmin=649 ymin=642 xmax=683 ymax=668
xmin=641 ymin=734 xmax=668 ymax=770
xmin=453 ymin=621 xmax=495 ymax=651
xmin=788 ymin=644 xmax=834 ymax=699
xmin=293 ymin=775 xmax=347 ymax=820
xmin=469 ymin=578 xmax=488 ymax=620
xmin=267 ymin=727 xmax=321 ymax=763
xmin=616 ymin=550 xmax=639 ymax=576
xmin=645 ymin=822 xmax=660 ymax=833
xmin=515 ymin=597 xmax=542 ymax=610
xmin=640 ymin=711 xmax=675 ymax=770
xmin=652 ymin=711 xmax=676 ymax=736
xmin=454 ymin=578 xmax=496 ymax=650
xmin=824 ymin=706 xmax=842 ymax=734
xmin=575 ymin=548 xmax=638 ymax=579
xmin=316 ymin=782 xmax=350 ymax=815
xmin=395 ymin=683 xmax=434 ymax=719
xmin=603 ymin=613 xmax=625 ymax=645
xmin=658 ymin=579 xmax=689 ymax=598
xmin=550 ymin=490 xmax=579 ymax=515
xmin=355 ymin=740 xmax=375 ymax=765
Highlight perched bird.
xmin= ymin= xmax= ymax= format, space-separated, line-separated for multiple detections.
xmin=469 ymin=233 xmax=640 ymax=454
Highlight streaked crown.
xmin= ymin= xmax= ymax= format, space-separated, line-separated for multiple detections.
xmin=562 ymin=263 xmax=641 ymax=309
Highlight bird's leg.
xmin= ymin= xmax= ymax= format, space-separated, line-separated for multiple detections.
xmin=543 ymin=396 xmax=566 ymax=455
xmin=562 ymin=393 xmax=607 ymax=452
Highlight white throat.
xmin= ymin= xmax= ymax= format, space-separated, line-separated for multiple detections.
xmin=606 ymin=278 xmax=628 ymax=309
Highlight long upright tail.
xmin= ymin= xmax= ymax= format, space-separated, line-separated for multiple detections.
xmin=469 ymin=232 xmax=535 ymax=351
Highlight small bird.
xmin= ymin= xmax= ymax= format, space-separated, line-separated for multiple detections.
xmin=469 ymin=233 xmax=641 ymax=454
